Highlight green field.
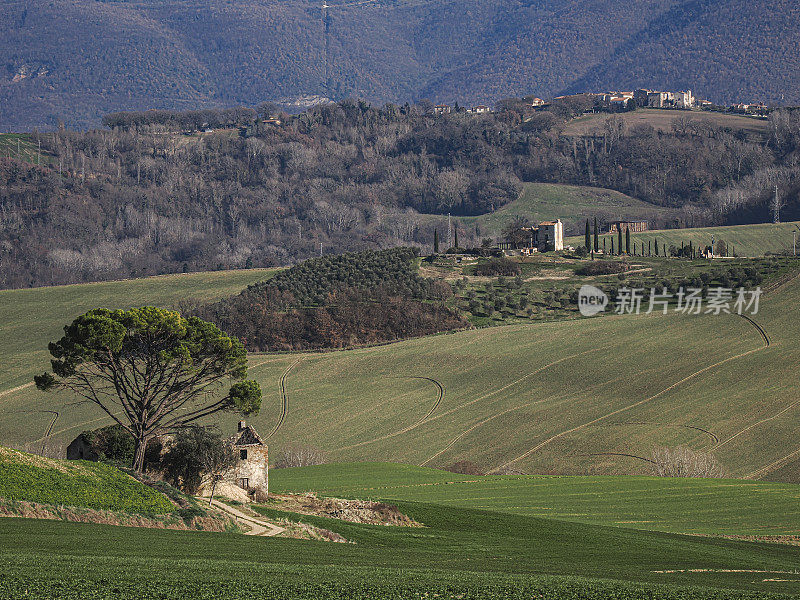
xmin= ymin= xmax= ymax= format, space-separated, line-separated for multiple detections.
xmin=271 ymin=463 xmax=800 ymax=537
xmin=3 ymin=497 xmax=800 ymax=598
xmin=566 ymin=221 xmax=800 ymax=258
xmin=0 ymin=133 xmax=51 ymax=165
xmin=0 ymin=268 xmax=274 ymax=392
xmin=426 ymin=182 xmax=678 ymax=237
xmin=3 ymin=263 xmax=800 ymax=598
xmin=3 ymin=263 xmax=800 ymax=482
xmin=562 ymin=109 xmax=770 ymax=140
xmin=0 ymin=446 xmax=174 ymax=514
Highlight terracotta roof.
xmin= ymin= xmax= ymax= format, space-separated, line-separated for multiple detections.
xmin=234 ymin=425 xmax=265 ymax=447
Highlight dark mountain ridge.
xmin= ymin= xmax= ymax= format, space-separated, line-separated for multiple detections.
xmin=2 ymin=0 xmax=799 ymax=130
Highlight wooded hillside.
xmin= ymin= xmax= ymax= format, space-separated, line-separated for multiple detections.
xmin=2 ymin=0 xmax=800 ymax=131
xmin=1 ymin=101 xmax=799 ymax=288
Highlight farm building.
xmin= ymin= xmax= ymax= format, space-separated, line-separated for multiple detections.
xmin=228 ymin=421 xmax=269 ymax=494
xmin=499 ymin=219 xmax=564 ymax=253
xmin=608 ymin=220 xmax=648 ymax=234
xmin=195 ymin=420 xmax=269 ymax=503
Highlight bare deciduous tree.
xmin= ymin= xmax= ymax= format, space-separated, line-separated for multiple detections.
xmin=651 ymin=446 xmax=724 ymax=478
xmin=199 ymin=438 xmax=238 ymax=507
xmin=273 ymin=444 xmax=326 ymax=469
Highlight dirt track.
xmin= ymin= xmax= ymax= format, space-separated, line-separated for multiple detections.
xmin=266 ymin=359 xmax=301 ymax=440
xmin=207 ymin=498 xmax=284 ymax=536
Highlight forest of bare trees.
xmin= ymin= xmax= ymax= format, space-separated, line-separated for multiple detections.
xmin=1 ymin=98 xmax=799 ymax=288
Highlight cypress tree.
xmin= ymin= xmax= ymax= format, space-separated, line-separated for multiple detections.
xmin=618 ymin=228 xmax=623 ymax=255
xmin=593 ymin=217 xmax=599 ymax=252
xmin=648 ymin=240 xmax=651 ymax=256
xmin=625 ymin=227 xmax=631 ymax=255
xmin=434 ymin=229 xmax=439 ymax=254
xmin=611 ymin=237 xmax=615 ymax=255
xmin=603 ymin=238 xmax=606 ymax=253
xmin=584 ymin=219 xmax=591 ymax=251
xmin=454 ymin=228 xmax=459 ymax=249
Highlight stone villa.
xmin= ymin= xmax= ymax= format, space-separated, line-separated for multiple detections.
xmin=499 ymin=219 xmax=564 ymax=253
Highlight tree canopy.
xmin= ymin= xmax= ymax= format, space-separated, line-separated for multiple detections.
xmin=35 ymin=307 xmax=261 ymax=471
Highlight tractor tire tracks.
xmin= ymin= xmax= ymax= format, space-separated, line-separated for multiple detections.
xmin=334 ymin=348 xmax=596 ymax=453
xmin=404 ymin=377 xmax=444 ymax=428
xmin=39 ymin=410 xmax=59 ymax=453
xmin=420 ymin=371 xmax=640 ymax=467
xmin=738 ymin=314 xmax=770 ymax=346
xmin=746 ymin=447 xmax=800 ymax=480
xmin=0 ymin=382 xmax=34 ymax=399
xmin=420 ymin=401 xmax=533 ymax=467
xmin=266 ymin=359 xmax=301 ymax=440
xmin=715 ymin=401 xmax=800 ymax=451
xmin=590 ymin=421 xmax=719 ymax=444
xmin=489 ymin=314 xmax=770 ymax=474
xmin=578 ymin=452 xmax=656 ymax=465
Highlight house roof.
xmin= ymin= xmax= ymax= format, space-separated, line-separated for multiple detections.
xmin=234 ymin=425 xmax=265 ymax=447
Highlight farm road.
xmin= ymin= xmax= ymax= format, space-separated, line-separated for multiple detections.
xmin=208 ymin=498 xmax=284 ymax=536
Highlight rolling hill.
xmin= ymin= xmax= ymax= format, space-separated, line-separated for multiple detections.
xmin=561 ymin=109 xmax=771 ymax=140
xmin=2 ymin=0 xmax=800 ymax=130
xmin=2 ymin=258 xmax=800 ymax=483
xmin=565 ymin=221 xmax=800 ymax=257
xmin=444 ymin=182 xmax=680 ymax=237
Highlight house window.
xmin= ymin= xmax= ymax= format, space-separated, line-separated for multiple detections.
xmin=240 ymin=449 xmax=248 ymax=460
xmin=238 ymin=478 xmax=249 ymax=489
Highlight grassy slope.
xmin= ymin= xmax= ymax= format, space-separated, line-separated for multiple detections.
xmin=0 ymin=446 xmax=173 ymax=514
xmin=461 ymin=182 xmax=677 ymax=236
xmin=562 ymin=109 xmax=770 ymax=140
xmin=566 ymin=221 xmax=800 ymax=257
xmin=271 ymin=463 xmax=800 ymax=537
xmin=419 ymin=182 xmax=677 ymax=237
xmin=4 ymin=266 xmax=800 ymax=483
xmin=0 ymin=133 xmax=51 ymax=165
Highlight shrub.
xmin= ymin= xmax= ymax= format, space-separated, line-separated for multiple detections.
xmin=161 ymin=428 xmax=233 ymax=494
xmin=444 ymin=461 xmax=486 ymax=476
xmin=651 ymin=446 xmax=724 ymax=478
xmin=474 ymin=258 xmax=521 ymax=277
xmin=273 ymin=445 xmax=327 ymax=469
xmin=575 ymin=261 xmax=627 ymax=276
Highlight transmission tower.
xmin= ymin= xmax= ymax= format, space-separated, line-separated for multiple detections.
xmin=322 ymin=2 xmax=331 ymax=99
xmin=773 ymin=184 xmax=781 ymax=223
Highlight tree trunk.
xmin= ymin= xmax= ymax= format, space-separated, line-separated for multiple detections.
xmin=208 ymin=479 xmax=218 ymax=507
xmin=133 ymin=437 xmax=148 ymax=472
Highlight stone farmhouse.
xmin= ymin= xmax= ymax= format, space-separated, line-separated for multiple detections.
xmin=196 ymin=420 xmax=269 ymax=503
xmin=228 ymin=420 xmax=269 ymax=494
xmin=634 ymin=89 xmax=695 ymax=109
xmin=499 ymin=219 xmax=564 ymax=253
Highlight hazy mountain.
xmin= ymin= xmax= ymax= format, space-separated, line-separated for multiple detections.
xmin=2 ymin=0 xmax=799 ymax=130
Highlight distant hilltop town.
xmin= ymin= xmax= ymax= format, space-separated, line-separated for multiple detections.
xmin=431 ymin=87 xmax=773 ymax=118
